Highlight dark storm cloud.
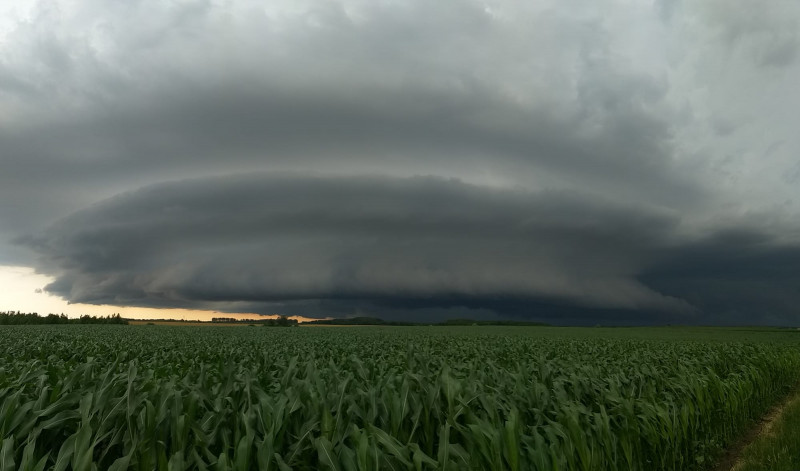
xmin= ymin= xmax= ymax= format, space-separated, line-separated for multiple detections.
xmin=0 ymin=0 xmax=698 ymax=265
xmin=4 ymin=0 xmax=800 ymax=323
xmin=641 ymin=229 xmax=800 ymax=325
xmin=19 ymin=174 xmax=696 ymax=319
xmin=25 ymin=173 xmax=800 ymax=324
xmin=0 ymin=56 xmax=692 ymax=245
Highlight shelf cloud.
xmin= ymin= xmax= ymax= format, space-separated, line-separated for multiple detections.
xmin=4 ymin=0 xmax=800 ymax=323
xmin=18 ymin=173 xmax=800 ymax=324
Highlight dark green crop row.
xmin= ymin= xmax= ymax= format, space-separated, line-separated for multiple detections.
xmin=0 ymin=326 xmax=799 ymax=470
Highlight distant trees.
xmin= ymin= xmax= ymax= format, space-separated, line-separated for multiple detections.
xmin=0 ymin=311 xmax=128 ymax=325
xmin=211 ymin=315 xmax=297 ymax=326
xmin=261 ymin=316 xmax=297 ymax=327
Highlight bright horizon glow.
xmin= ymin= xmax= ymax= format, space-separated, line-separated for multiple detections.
xmin=0 ymin=265 xmax=314 ymax=322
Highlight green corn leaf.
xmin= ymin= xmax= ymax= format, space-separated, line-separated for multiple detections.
xmin=315 ymin=437 xmax=341 ymax=471
xmin=0 ymin=437 xmax=15 ymax=471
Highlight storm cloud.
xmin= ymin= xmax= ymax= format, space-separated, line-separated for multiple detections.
xmin=4 ymin=0 xmax=800 ymax=323
xmin=19 ymin=173 xmax=800 ymax=324
xmin=19 ymin=174 xmax=691 ymax=318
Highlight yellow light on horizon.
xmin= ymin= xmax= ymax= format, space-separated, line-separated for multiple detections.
xmin=0 ymin=265 xmax=315 ymax=322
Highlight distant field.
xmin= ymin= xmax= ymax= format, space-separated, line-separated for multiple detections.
xmin=0 ymin=325 xmax=799 ymax=470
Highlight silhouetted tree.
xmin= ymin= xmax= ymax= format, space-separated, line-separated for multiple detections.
xmin=0 ymin=311 xmax=128 ymax=325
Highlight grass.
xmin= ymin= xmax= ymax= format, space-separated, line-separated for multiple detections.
xmin=732 ymin=390 xmax=800 ymax=471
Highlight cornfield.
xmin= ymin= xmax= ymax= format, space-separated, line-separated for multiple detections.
xmin=0 ymin=325 xmax=798 ymax=470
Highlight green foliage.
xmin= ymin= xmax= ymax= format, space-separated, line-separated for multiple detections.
xmin=0 ymin=312 xmax=128 ymax=325
xmin=212 ymin=316 xmax=297 ymax=326
xmin=0 ymin=326 xmax=799 ymax=470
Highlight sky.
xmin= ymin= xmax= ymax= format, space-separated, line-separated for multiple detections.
xmin=2 ymin=0 xmax=800 ymax=325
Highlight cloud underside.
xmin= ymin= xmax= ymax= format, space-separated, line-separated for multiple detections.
xmin=4 ymin=0 xmax=800 ymax=324
xmin=18 ymin=174 xmax=800 ymax=324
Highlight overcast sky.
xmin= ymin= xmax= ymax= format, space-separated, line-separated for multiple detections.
xmin=2 ymin=0 xmax=800 ymax=324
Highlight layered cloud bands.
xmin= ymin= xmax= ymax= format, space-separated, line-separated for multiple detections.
xmin=21 ymin=174 xmax=695 ymax=320
xmin=24 ymin=173 xmax=800 ymax=324
xmin=4 ymin=0 xmax=800 ymax=323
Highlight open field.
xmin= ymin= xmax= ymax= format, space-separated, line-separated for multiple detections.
xmin=1 ymin=326 xmax=799 ymax=470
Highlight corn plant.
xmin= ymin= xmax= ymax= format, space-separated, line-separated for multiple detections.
xmin=0 ymin=325 xmax=799 ymax=470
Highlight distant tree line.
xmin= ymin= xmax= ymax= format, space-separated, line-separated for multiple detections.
xmin=211 ymin=316 xmax=297 ymax=327
xmin=304 ymin=316 xmax=549 ymax=326
xmin=260 ymin=316 xmax=296 ymax=327
xmin=0 ymin=311 xmax=128 ymax=325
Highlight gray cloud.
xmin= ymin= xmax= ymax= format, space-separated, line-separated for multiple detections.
xmin=0 ymin=0 xmax=695 ymax=251
xmin=3 ymin=0 xmax=800 ymax=323
xmin=23 ymin=173 xmax=800 ymax=324
xmin=19 ymin=174 xmax=694 ymax=318
xmin=642 ymin=229 xmax=800 ymax=325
